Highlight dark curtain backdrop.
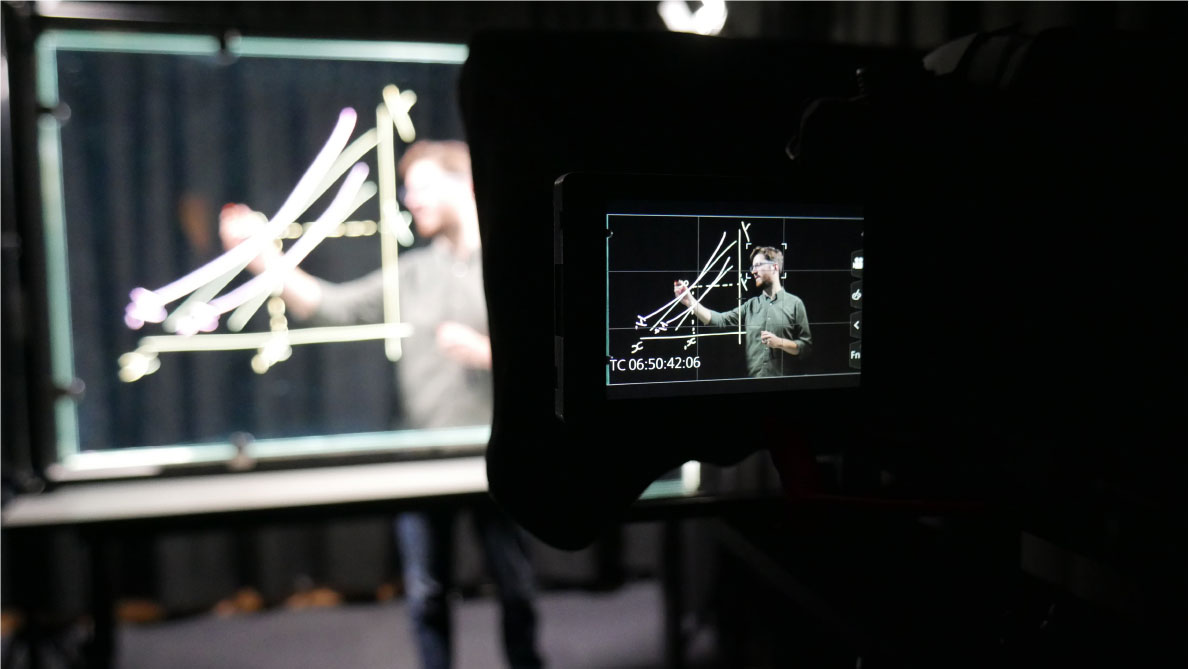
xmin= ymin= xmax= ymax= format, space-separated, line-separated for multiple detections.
xmin=57 ymin=49 xmax=465 ymax=451
xmin=9 ymin=0 xmax=1183 ymax=628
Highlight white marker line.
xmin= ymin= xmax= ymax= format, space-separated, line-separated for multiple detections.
xmin=382 ymin=84 xmax=418 ymax=144
xmin=641 ymin=293 xmax=685 ymax=321
xmin=737 ymin=229 xmax=742 ymax=344
xmin=304 ymin=128 xmax=379 ymax=214
xmin=225 ymin=178 xmax=379 ymax=333
xmin=220 ymin=165 xmax=372 ymax=327
xmin=670 ymin=306 xmax=693 ymax=332
xmin=669 ymin=259 xmax=732 ymax=330
xmin=161 ymin=130 xmax=380 ymax=334
xmin=130 ymin=322 xmax=415 ymax=353
xmin=642 ymin=230 xmax=722 ymax=320
xmin=639 ymin=232 xmax=728 ymax=320
xmin=376 ymin=101 xmax=404 ymax=362
xmin=640 ymin=331 xmax=741 ymax=341
xmin=126 ymin=108 xmax=358 ymax=324
xmin=174 ymin=163 xmax=371 ymax=336
xmin=653 ymin=235 xmax=736 ymax=327
xmin=163 ymin=263 xmax=243 ymax=333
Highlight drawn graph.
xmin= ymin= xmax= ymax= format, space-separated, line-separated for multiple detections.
xmin=118 ymin=85 xmax=420 ymax=382
xmin=607 ymin=215 xmax=790 ymax=383
xmin=607 ymin=212 xmax=864 ymax=384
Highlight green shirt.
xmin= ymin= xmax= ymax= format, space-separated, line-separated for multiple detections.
xmin=309 ymin=239 xmax=492 ymax=429
xmin=705 ymin=290 xmax=812 ymax=378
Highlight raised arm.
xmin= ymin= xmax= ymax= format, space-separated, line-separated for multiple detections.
xmin=674 ymin=280 xmax=713 ymax=325
xmin=218 ymin=203 xmax=325 ymax=321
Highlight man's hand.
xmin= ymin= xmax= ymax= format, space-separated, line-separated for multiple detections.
xmin=676 ymin=280 xmax=713 ymax=325
xmin=436 ymin=321 xmax=492 ymax=369
xmin=761 ymin=331 xmax=800 ymax=355
xmin=217 ymin=203 xmax=325 ymax=320
xmin=674 ymin=280 xmax=693 ymax=307
xmin=218 ymin=203 xmax=279 ymax=275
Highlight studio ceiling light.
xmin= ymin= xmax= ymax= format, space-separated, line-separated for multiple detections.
xmin=658 ymin=0 xmax=728 ymax=37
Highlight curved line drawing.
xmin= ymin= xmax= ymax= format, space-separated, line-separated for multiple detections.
xmin=651 ymin=233 xmax=736 ymax=329
xmin=224 ymin=174 xmax=378 ymax=333
xmin=124 ymin=108 xmax=358 ymax=329
xmin=174 ymin=163 xmax=371 ymax=336
xmin=116 ymin=83 xmax=429 ymax=380
xmin=644 ymin=231 xmax=727 ymax=320
xmin=302 ymin=128 xmax=380 ymax=214
xmin=382 ymin=84 xmax=418 ymax=143
xmin=668 ymin=259 xmax=732 ymax=330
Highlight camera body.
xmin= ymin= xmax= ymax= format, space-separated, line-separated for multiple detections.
xmin=554 ymin=173 xmax=863 ymax=455
xmin=464 ymin=28 xmax=1183 ymax=549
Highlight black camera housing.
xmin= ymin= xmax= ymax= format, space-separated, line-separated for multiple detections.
xmin=463 ymin=28 xmax=1184 ymax=550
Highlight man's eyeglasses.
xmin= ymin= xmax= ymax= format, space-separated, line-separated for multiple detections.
xmin=749 ymin=261 xmax=777 ymax=272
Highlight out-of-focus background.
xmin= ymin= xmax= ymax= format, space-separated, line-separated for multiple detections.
xmin=2 ymin=2 xmax=1184 ymax=668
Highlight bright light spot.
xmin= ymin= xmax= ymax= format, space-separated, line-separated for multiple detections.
xmin=118 ymin=351 xmax=160 ymax=383
xmin=250 ymin=354 xmax=270 ymax=375
xmin=658 ymin=0 xmax=728 ymax=36
xmin=382 ymin=84 xmax=418 ymax=143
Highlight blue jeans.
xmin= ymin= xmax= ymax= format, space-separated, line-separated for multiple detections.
xmin=396 ymin=507 xmax=543 ymax=669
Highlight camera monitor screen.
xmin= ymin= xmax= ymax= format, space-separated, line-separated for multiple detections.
xmin=605 ymin=207 xmax=863 ymax=399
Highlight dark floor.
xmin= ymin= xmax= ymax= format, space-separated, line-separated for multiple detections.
xmin=109 ymin=579 xmax=715 ymax=669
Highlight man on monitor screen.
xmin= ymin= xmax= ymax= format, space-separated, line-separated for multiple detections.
xmin=675 ymin=246 xmax=812 ymax=377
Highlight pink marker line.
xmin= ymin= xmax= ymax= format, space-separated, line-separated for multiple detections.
xmin=123 ymin=108 xmax=358 ymax=329
xmin=173 ymin=163 xmax=370 ymax=336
